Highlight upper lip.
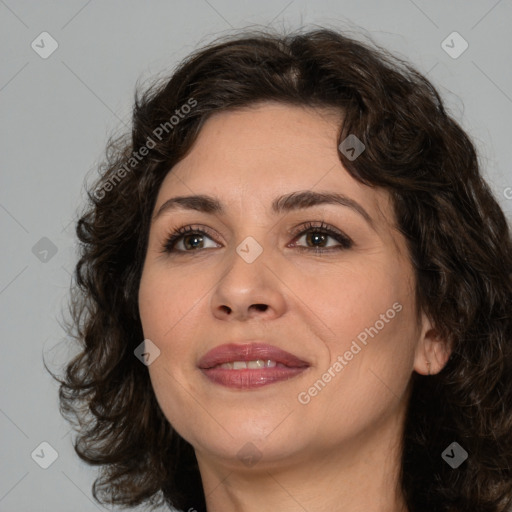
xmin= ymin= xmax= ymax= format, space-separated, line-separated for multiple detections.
xmin=198 ymin=342 xmax=310 ymax=369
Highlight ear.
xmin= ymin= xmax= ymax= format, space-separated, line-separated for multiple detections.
xmin=413 ymin=312 xmax=452 ymax=375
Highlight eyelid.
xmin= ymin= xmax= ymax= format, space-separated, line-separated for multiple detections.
xmin=289 ymin=220 xmax=346 ymax=239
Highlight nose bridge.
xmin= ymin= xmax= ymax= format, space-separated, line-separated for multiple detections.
xmin=223 ymin=232 xmax=269 ymax=291
xmin=210 ymin=229 xmax=286 ymax=320
xmin=229 ymin=195 xmax=273 ymax=265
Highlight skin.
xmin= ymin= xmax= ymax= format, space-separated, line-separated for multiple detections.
xmin=138 ymin=102 xmax=451 ymax=512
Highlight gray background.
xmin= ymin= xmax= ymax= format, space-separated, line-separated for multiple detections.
xmin=1 ymin=1 xmax=511 ymax=511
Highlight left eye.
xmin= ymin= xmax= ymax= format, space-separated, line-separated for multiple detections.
xmin=290 ymin=225 xmax=353 ymax=252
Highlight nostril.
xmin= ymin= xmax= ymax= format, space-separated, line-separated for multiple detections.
xmin=252 ymin=304 xmax=268 ymax=312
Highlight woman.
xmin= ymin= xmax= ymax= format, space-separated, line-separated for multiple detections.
xmin=51 ymin=28 xmax=512 ymax=512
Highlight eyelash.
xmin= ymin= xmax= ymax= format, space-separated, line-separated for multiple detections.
xmin=160 ymin=221 xmax=354 ymax=255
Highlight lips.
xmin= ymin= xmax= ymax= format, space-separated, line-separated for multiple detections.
xmin=198 ymin=342 xmax=311 ymax=389
xmin=197 ymin=342 xmax=310 ymax=369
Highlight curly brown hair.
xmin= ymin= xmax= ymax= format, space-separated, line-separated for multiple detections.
xmin=47 ymin=27 xmax=512 ymax=512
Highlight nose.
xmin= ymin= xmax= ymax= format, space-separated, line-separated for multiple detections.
xmin=210 ymin=245 xmax=287 ymax=322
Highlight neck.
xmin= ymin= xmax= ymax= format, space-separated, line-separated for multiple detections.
xmin=195 ymin=403 xmax=410 ymax=512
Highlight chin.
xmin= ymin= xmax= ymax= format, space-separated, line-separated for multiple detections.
xmin=189 ymin=416 xmax=303 ymax=457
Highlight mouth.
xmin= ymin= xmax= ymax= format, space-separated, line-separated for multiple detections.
xmin=198 ymin=342 xmax=310 ymax=389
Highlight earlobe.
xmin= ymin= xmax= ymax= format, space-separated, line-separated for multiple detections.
xmin=413 ymin=314 xmax=452 ymax=376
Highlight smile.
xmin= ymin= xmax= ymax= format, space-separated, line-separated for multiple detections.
xmin=198 ymin=342 xmax=310 ymax=389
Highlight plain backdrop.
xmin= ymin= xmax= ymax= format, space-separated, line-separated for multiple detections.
xmin=1 ymin=1 xmax=511 ymax=511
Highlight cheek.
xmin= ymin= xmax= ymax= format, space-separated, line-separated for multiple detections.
xmin=299 ymin=305 xmax=417 ymax=444
xmin=293 ymin=253 xmax=411 ymax=339
xmin=138 ymin=261 xmax=221 ymax=381
xmin=138 ymin=268 xmax=207 ymax=440
xmin=138 ymin=264 xmax=208 ymax=342
xmin=298 ymin=254 xmax=417 ymax=403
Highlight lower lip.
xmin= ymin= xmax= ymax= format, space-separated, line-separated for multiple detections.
xmin=200 ymin=366 xmax=309 ymax=389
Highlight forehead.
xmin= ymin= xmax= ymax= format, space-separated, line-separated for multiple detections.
xmin=155 ymin=102 xmax=393 ymax=225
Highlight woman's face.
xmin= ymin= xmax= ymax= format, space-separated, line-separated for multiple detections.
xmin=138 ymin=101 xmax=433 ymax=470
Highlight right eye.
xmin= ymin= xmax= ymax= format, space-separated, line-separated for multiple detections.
xmin=161 ymin=225 xmax=220 ymax=254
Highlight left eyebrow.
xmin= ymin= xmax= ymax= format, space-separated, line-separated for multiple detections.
xmin=152 ymin=190 xmax=375 ymax=229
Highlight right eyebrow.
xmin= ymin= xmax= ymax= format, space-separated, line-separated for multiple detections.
xmin=153 ymin=194 xmax=222 ymax=221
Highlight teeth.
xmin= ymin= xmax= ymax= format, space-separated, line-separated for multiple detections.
xmin=217 ymin=359 xmax=280 ymax=370
xmin=247 ymin=360 xmax=265 ymax=369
